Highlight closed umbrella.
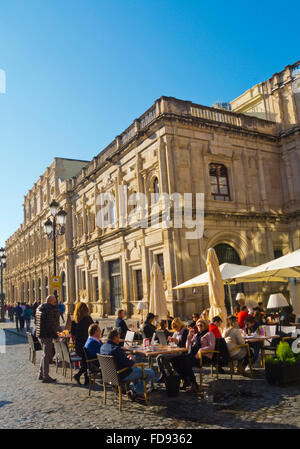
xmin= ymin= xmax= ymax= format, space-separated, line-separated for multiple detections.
xmin=149 ymin=262 xmax=168 ymax=322
xmin=206 ymin=248 xmax=227 ymax=329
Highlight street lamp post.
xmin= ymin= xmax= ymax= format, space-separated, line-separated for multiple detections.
xmin=44 ymin=200 xmax=67 ymax=300
xmin=0 ymin=247 xmax=6 ymax=322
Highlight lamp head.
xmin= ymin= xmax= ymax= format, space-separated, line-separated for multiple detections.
xmin=57 ymin=208 xmax=67 ymax=226
xmin=267 ymin=293 xmax=289 ymax=309
xmin=44 ymin=218 xmax=53 ymax=236
xmin=49 ymin=200 xmax=59 ymax=216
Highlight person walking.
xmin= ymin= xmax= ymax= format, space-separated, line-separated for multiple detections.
xmin=58 ymin=301 xmax=66 ymax=323
xmin=14 ymin=303 xmax=23 ymax=332
xmin=71 ymin=302 xmax=93 ymax=385
xmin=23 ymin=304 xmax=33 ymax=332
xmin=35 ymin=295 xmax=59 ymax=383
xmin=19 ymin=302 xmax=26 ymax=331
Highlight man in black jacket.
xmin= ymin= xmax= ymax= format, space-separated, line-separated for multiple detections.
xmin=100 ymin=329 xmax=155 ymax=401
xmin=115 ymin=309 xmax=129 ymax=341
xmin=35 ymin=295 xmax=59 ymax=383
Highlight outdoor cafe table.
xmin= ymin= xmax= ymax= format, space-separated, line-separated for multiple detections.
xmin=124 ymin=344 xmax=188 ymax=388
xmin=244 ymin=335 xmax=280 ymax=367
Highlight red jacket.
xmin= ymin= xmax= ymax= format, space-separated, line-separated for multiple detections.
xmin=209 ymin=323 xmax=222 ymax=339
xmin=237 ymin=311 xmax=250 ymax=329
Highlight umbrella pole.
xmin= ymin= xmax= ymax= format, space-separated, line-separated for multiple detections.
xmin=228 ymin=284 xmax=234 ymax=315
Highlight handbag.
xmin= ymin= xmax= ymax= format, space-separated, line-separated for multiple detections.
xmin=164 ymin=373 xmax=180 ymax=397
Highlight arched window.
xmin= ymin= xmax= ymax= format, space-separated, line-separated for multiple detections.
xmin=214 ymin=243 xmax=244 ymax=313
xmin=153 ymin=177 xmax=160 ymax=203
xmin=209 ymin=163 xmax=230 ymax=201
xmin=61 ymin=272 xmax=67 ymax=303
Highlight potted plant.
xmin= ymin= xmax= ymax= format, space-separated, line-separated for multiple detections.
xmin=265 ymin=341 xmax=300 ymax=387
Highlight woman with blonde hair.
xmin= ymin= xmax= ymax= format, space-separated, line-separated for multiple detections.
xmin=170 ymin=318 xmax=216 ymax=392
xmin=71 ymin=302 xmax=93 ymax=385
xmin=168 ymin=318 xmax=189 ymax=347
xmin=223 ymin=315 xmax=248 ymax=374
xmin=156 ymin=318 xmax=188 ymax=383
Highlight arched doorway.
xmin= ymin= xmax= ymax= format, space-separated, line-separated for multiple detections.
xmin=214 ymin=243 xmax=244 ymax=314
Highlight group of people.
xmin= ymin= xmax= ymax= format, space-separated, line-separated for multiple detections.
xmin=31 ymin=295 xmax=293 ymax=400
xmin=5 ymin=300 xmax=66 ymax=332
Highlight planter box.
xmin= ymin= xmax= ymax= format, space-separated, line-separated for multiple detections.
xmin=265 ymin=361 xmax=300 ymax=387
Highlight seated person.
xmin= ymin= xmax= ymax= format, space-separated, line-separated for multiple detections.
xmin=252 ymin=307 xmax=266 ymax=325
xmin=167 ymin=310 xmax=174 ymax=330
xmin=169 ymin=319 xmax=216 ymax=393
xmin=223 ymin=315 xmax=249 ymax=374
xmin=84 ymin=323 xmax=103 ymax=364
xmin=191 ymin=313 xmax=200 ymax=327
xmin=279 ymin=305 xmax=295 ymax=325
xmin=237 ymin=305 xmax=250 ymax=330
xmin=257 ymin=301 xmax=265 ymax=313
xmin=100 ymin=329 xmax=155 ymax=401
xmin=158 ymin=320 xmax=171 ymax=339
xmin=156 ymin=318 xmax=189 ymax=382
xmin=243 ymin=316 xmax=263 ymax=364
xmin=141 ymin=313 xmax=156 ymax=340
xmin=209 ymin=316 xmax=223 ymax=338
xmin=115 ymin=309 xmax=129 ymax=340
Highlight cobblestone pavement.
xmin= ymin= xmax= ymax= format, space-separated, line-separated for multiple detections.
xmin=0 ymin=320 xmax=300 ymax=429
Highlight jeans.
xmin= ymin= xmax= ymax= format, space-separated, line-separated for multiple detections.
xmin=249 ymin=342 xmax=260 ymax=363
xmin=39 ymin=338 xmax=54 ymax=380
xmin=122 ymin=367 xmax=155 ymax=395
xmin=25 ymin=319 xmax=31 ymax=332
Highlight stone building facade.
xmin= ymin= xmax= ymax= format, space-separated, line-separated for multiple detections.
xmin=5 ymin=61 xmax=300 ymax=318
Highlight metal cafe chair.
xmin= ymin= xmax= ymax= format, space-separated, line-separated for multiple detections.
xmin=83 ymin=348 xmax=102 ymax=397
xmin=53 ymin=340 xmax=65 ymax=374
xmin=60 ymin=339 xmax=82 ymax=381
xmin=97 ymin=354 xmax=148 ymax=411
xmin=26 ymin=332 xmax=41 ymax=364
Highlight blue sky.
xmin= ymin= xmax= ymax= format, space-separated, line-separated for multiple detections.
xmin=0 ymin=0 xmax=299 ymax=244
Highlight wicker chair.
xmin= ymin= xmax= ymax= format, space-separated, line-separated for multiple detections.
xmin=60 ymin=339 xmax=82 ymax=381
xmin=53 ymin=340 xmax=65 ymax=374
xmin=83 ymin=348 xmax=102 ymax=396
xmin=97 ymin=354 xmax=148 ymax=411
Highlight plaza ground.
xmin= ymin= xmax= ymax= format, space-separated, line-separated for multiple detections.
xmin=0 ymin=321 xmax=299 ymax=429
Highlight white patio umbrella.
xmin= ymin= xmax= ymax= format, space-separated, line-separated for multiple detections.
xmin=149 ymin=262 xmax=168 ymax=322
xmin=173 ymin=263 xmax=252 ymax=314
xmin=232 ymin=249 xmax=300 ymax=283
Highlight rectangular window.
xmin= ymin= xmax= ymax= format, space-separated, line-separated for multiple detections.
xmin=136 ymin=270 xmax=143 ymax=300
xmin=209 ymin=163 xmax=231 ymax=201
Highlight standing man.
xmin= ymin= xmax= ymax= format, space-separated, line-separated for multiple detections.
xmin=15 ymin=303 xmax=22 ymax=332
xmin=35 ymin=295 xmax=59 ymax=383
xmin=19 ymin=302 xmax=26 ymax=331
